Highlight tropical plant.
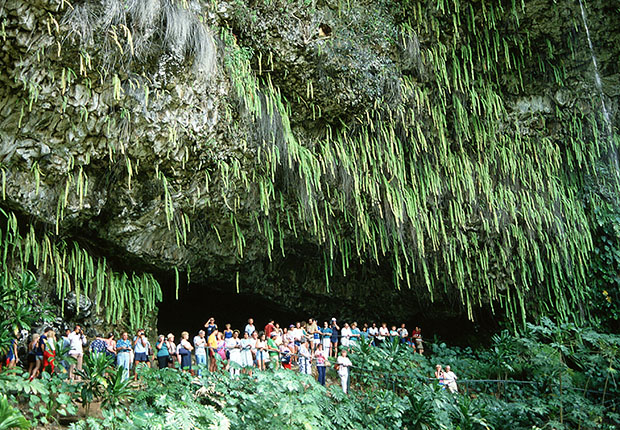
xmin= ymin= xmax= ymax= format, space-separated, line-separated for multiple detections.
xmin=76 ymin=353 xmax=115 ymax=412
xmin=0 ymin=371 xmax=77 ymax=426
xmin=0 ymin=395 xmax=30 ymax=430
xmin=0 ymin=271 xmax=54 ymax=355
xmin=101 ymin=367 xmax=134 ymax=409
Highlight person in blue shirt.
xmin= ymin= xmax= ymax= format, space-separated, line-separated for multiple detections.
xmin=321 ymin=321 xmax=332 ymax=357
xmin=350 ymin=322 xmax=361 ymax=345
xmin=361 ymin=324 xmax=370 ymax=342
xmin=204 ymin=318 xmax=218 ymax=337
xmin=116 ymin=332 xmax=132 ymax=380
xmin=330 ymin=318 xmax=340 ymax=358
xmin=5 ymin=331 xmax=18 ymax=368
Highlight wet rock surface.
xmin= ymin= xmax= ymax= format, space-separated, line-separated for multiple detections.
xmin=0 ymin=0 xmax=618 ymax=325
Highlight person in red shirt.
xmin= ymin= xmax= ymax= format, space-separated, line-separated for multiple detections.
xmin=264 ymin=319 xmax=275 ymax=339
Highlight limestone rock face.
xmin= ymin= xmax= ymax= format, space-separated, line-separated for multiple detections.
xmin=0 ymin=0 xmax=618 ymax=323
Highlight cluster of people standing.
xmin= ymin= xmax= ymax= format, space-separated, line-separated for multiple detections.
xmin=146 ymin=317 xmax=423 ymax=393
xmin=5 ymin=317 xmax=427 ymax=395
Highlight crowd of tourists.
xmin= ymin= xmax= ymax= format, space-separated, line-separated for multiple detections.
xmin=3 ymin=317 xmax=453 ymax=395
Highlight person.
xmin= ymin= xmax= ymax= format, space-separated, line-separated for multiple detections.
xmin=292 ymin=322 xmax=303 ymax=347
xmin=283 ymin=326 xmax=292 ymax=345
xmin=444 ymin=365 xmax=458 ymax=393
xmin=62 ymin=329 xmax=71 ymax=349
xmin=434 ymin=364 xmax=445 ymax=388
xmin=116 ymin=332 xmax=132 ymax=380
xmin=360 ymin=324 xmax=369 ymax=342
xmin=250 ymin=331 xmax=259 ymax=369
xmin=298 ymin=339 xmax=311 ymax=376
xmin=266 ymin=332 xmax=279 ymax=369
xmin=274 ymin=323 xmax=284 ymax=341
xmin=5 ymin=330 xmax=19 ymax=368
xmin=178 ymin=331 xmax=193 ymax=371
xmin=90 ymin=334 xmax=108 ymax=355
xmin=389 ymin=325 xmax=399 ymax=343
xmin=227 ymin=330 xmax=242 ymax=377
xmin=368 ymin=323 xmax=379 ymax=345
xmin=315 ymin=343 xmax=328 ymax=386
xmin=104 ymin=333 xmax=116 ymax=358
xmin=321 ymin=321 xmax=332 ymax=357
xmin=308 ymin=318 xmax=320 ymax=352
xmin=68 ymin=325 xmax=86 ymax=381
xmin=330 ymin=318 xmax=340 ymax=357
xmin=398 ymin=324 xmax=409 ymax=343
xmin=28 ymin=333 xmax=42 ymax=381
xmin=413 ymin=327 xmax=424 ymax=355
xmin=156 ymin=335 xmax=170 ymax=370
xmin=133 ymin=329 xmax=151 ymax=378
xmin=215 ymin=332 xmax=227 ymax=369
xmin=240 ymin=332 xmax=254 ymax=375
xmin=207 ymin=329 xmax=219 ymax=372
xmin=350 ymin=322 xmax=361 ymax=345
xmin=273 ymin=324 xmax=283 ymax=346
xmin=256 ymin=332 xmax=268 ymax=371
xmin=165 ymin=334 xmax=177 ymax=368
xmin=377 ymin=323 xmax=389 ymax=346
xmin=264 ymin=319 xmax=275 ymax=339
xmin=279 ymin=342 xmax=292 ymax=370
xmin=205 ymin=318 xmax=218 ymax=337
xmin=223 ymin=324 xmax=233 ymax=340
xmin=340 ymin=323 xmax=352 ymax=349
xmin=42 ymin=329 xmax=56 ymax=374
xmin=244 ymin=318 xmax=256 ymax=337
xmin=336 ymin=349 xmax=352 ymax=394
xmin=194 ymin=330 xmax=207 ymax=375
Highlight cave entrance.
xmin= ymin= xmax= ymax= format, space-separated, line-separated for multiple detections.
xmin=157 ymin=282 xmax=297 ymax=338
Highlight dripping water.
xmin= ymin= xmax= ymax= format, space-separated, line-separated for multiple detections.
xmin=578 ymin=0 xmax=618 ymax=171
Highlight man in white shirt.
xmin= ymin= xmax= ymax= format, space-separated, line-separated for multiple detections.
xmin=398 ymin=324 xmax=409 ymax=343
xmin=378 ymin=323 xmax=389 ymax=345
xmin=194 ymin=330 xmax=207 ymax=375
xmin=443 ymin=365 xmax=458 ymax=393
xmin=292 ymin=322 xmax=303 ymax=343
xmin=67 ymin=325 xmax=86 ymax=381
xmin=340 ymin=323 xmax=352 ymax=349
xmin=336 ymin=349 xmax=352 ymax=394
xmin=298 ymin=339 xmax=312 ymax=375
xmin=244 ymin=318 xmax=256 ymax=337
xmin=368 ymin=323 xmax=379 ymax=346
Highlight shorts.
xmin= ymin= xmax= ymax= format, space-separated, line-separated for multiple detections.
xmin=313 ymin=338 xmax=320 ymax=344
xmin=35 ymin=354 xmax=44 ymax=361
xmin=134 ymin=352 xmax=149 ymax=362
xmin=157 ymin=355 xmax=169 ymax=369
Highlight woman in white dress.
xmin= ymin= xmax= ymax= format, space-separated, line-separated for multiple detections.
xmin=226 ymin=330 xmax=242 ymax=377
xmin=240 ymin=331 xmax=254 ymax=375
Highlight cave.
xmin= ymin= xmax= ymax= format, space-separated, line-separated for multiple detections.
xmin=156 ymin=281 xmax=499 ymax=346
xmin=157 ymin=282 xmax=299 ymax=338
